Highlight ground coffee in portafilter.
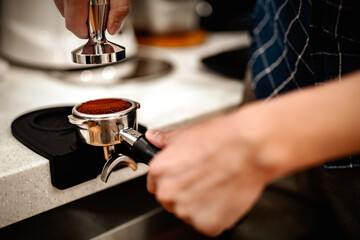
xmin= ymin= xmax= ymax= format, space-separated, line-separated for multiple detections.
xmin=77 ymin=99 xmax=132 ymax=115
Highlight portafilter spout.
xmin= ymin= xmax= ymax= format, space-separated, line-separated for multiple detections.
xmin=71 ymin=0 xmax=126 ymax=64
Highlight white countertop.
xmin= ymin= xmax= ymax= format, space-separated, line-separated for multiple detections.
xmin=0 ymin=32 xmax=249 ymax=228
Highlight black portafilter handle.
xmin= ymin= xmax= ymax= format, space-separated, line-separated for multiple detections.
xmin=101 ymin=128 xmax=160 ymax=183
xmin=120 ymin=128 xmax=160 ymax=163
xmin=132 ymin=135 xmax=160 ymax=163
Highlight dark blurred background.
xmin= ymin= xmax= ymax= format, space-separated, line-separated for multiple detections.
xmin=200 ymin=0 xmax=255 ymax=31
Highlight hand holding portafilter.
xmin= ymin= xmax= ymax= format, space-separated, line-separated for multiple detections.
xmin=68 ymin=98 xmax=159 ymax=182
xmin=71 ymin=0 xmax=126 ymax=64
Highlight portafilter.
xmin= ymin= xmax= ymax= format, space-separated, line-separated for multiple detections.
xmin=68 ymin=98 xmax=159 ymax=182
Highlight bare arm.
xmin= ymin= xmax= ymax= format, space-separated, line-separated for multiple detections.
xmin=145 ymin=71 xmax=360 ymax=236
xmin=252 ymin=70 xmax=360 ymax=179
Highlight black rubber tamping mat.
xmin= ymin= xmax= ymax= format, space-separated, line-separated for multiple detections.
xmin=201 ymin=47 xmax=248 ymax=80
xmin=11 ymin=106 xmax=147 ymax=190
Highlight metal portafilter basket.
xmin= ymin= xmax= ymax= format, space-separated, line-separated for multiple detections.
xmin=68 ymin=98 xmax=159 ymax=182
xmin=72 ymin=0 xmax=126 ymax=64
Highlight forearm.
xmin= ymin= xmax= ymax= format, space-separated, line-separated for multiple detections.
xmin=235 ymin=71 xmax=360 ymax=181
xmin=144 ymin=71 xmax=360 ymax=236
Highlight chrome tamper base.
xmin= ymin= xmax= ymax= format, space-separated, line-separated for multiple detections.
xmin=72 ymin=39 xmax=125 ymax=64
xmin=72 ymin=0 xmax=126 ymax=64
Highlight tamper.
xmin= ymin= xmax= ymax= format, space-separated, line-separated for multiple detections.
xmin=71 ymin=0 xmax=126 ymax=64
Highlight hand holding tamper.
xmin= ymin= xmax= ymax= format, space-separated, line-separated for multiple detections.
xmin=71 ymin=0 xmax=126 ymax=64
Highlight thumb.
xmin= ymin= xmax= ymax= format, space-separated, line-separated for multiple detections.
xmin=145 ymin=130 xmax=176 ymax=148
xmin=107 ymin=0 xmax=130 ymax=35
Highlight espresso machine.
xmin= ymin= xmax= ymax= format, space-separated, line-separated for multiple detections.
xmin=8 ymin=0 xmax=160 ymax=186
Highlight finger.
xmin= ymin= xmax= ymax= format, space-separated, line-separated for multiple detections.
xmin=160 ymin=201 xmax=174 ymax=213
xmin=154 ymin=162 xmax=213 ymax=204
xmin=149 ymin=177 xmax=176 ymax=213
xmin=54 ymin=0 xmax=65 ymax=17
xmin=147 ymin=149 xmax=192 ymax=195
xmin=145 ymin=130 xmax=178 ymax=148
xmin=147 ymin=174 xmax=174 ymax=213
xmin=107 ymin=0 xmax=130 ymax=35
xmin=146 ymin=171 xmax=175 ymax=214
xmin=64 ymin=0 xmax=89 ymax=39
xmin=148 ymin=145 xmax=204 ymax=179
xmin=188 ymin=194 xmax=229 ymax=237
xmin=145 ymin=130 xmax=163 ymax=148
xmin=146 ymin=172 xmax=156 ymax=194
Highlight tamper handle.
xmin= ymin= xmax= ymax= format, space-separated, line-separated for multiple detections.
xmin=71 ymin=0 xmax=125 ymax=64
xmin=89 ymin=0 xmax=109 ymax=43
